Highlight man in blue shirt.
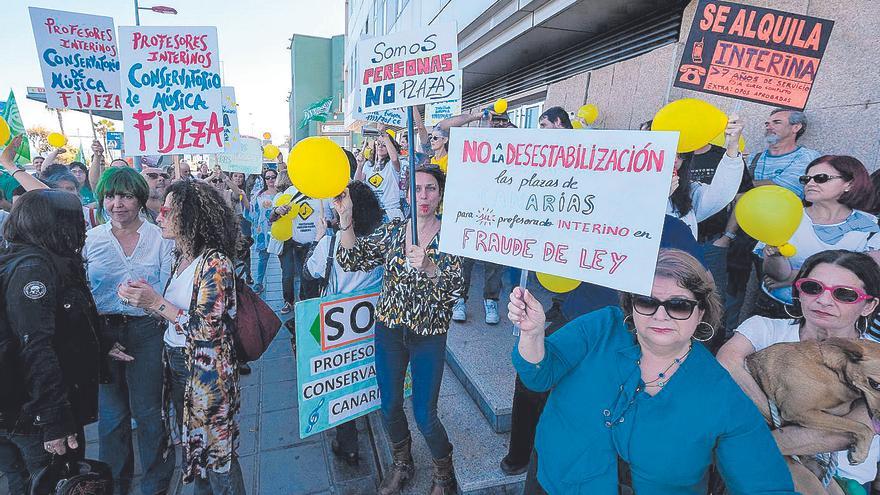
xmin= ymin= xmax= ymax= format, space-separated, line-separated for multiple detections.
xmin=749 ymin=108 xmax=820 ymax=198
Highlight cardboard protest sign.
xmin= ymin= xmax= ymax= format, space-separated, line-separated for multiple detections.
xmin=29 ymin=7 xmax=121 ymax=110
xmin=118 ymin=26 xmax=224 ymax=155
xmin=294 ymin=287 xmax=412 ymax=438
xmin=209 ymin=136 xmax=261 ymax=175
xmin=675 ymin=1 xmax=833 ymax=110
xmin=357 ymin=23 xmax=459 ymax=113
xmin=424 ymin=98 xmax=461 ymax=127
xmin=439 ymin=128 xmax=679 ymax=296
xmin=221 ymin=87 xmax=241 ymax=152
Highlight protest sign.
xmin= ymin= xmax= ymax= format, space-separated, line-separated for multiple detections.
xmin=344 ymin=89 xmax=408 ymax=130
xmin=221 ymin=87 xmax=241 ymax=152
xmin=29 ymin=7 xmax=121 ymax=111
xmin=210 ymin=136 xmax=261 ymax=175
xmin=118 ymin=26 xmax=224 ymax=155
xmin=439 ymin=128 xmax=678 ymax=296
xmin=294 ymin=287 xmax=412 ymax=438
xmin=105 ymin=131 xmax=123 ymax=150
xmin=357 ymin=23 xmax=459 ymax=113
xmin=424 ymin=98 xmax=461 ymax=127
xmin=674 ymin=1 xmax=833 ymax=110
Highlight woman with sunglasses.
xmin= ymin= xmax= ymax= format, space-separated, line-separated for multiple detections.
xmin=509 ymin=248 xmax=795 ymax=494
xmin=719 ymin=250 xmax=880 ymax=493
xmin=249 ymin=169 xmax=279 ymax=293
xmin=356 ymin=124 xmax=403 ymax=220
xmin=757 ymin=155 xmax=879 ymax=318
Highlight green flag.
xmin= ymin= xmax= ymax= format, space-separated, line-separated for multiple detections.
xmin=75 ymin=142 xmax=85 ymax=163
xmin=298 ymin=96 xmax=334 ymax=129
xmin=1 ymin=90 xmax=31 ymax=165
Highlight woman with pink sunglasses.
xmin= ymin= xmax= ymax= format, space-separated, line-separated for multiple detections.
xmin=719 ymin=249 xmax=880 ymax=493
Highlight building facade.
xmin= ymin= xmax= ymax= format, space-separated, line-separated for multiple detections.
xmin=344 ymin=0 xmax=880 ymax=170
xmin=290 ymin=34 xmax=350 ymax=147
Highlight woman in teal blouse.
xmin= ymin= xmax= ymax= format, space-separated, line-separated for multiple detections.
xmin=509 ymin=249 xmax=796 ymax=494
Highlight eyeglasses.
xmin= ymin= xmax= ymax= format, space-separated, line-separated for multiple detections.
xmin=429 ymin=135 xmax=444 ymax=141
xmin=794 ymin=278 xmax=874 ymax=304
xmin=264 ymin=175 xmax=277 ymax=180
xmin=211 ymin=179 xmax=223 ymax=184
xmin=799 ymin=173 xmax=845 ymax=185
xmin=145 ymin=173 xmax=169 ymax=179
xmin=158 ymin=206 xmax=171 ymax=217
xmin=632 ymin=295 xmax=700 ymax=320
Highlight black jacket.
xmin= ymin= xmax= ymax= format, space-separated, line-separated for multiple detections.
xmin=0 ymin=241 xmax=103 ymax=441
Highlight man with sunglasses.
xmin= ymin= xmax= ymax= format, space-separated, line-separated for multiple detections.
xmin=141 ymin=167 xmax=169 ymax=223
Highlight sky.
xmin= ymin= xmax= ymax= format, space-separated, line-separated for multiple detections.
xmin=2 ymin=0 xmax=345 ymax=153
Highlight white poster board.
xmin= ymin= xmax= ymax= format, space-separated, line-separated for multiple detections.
xmin=345 ymin=88 xmax=408 ymax=130
xmin=356 ymin=23 xmax=459 ymax=113
xmin=439 ymin=128 xmax=679 ymax=296
xmin=29 ymin=7 xmax=121 ymax=110
xmin=210 ymin=136 xmax=262 ymax=175
xmin=221 ymin=86 xmax=241 ymax=153
xmin=118 ymin=26 xmax=224 ymax=155
xmin=424 ymin=98 xmax=461 ymax=127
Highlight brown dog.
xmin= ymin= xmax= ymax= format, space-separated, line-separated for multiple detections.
xmin=746 ymin=338 xmax=880 ymax=466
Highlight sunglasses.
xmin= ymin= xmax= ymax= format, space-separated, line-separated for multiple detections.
xmin=799 ymin=173 xmax=845 ymax=185
xmin=264 ymin=175 xmax=277 ymax=180
xmin=430 ymin=135 xmax=444 ymax=141
xmin=632 ymin=295 xmax=701 ymax=320
xmin=794 ymin=278 xmax=874 ymax=304
xmin=145 ymin=172 xmax=169 ymax=179
xmin=211 ymin=179 xmax=224 ymax=184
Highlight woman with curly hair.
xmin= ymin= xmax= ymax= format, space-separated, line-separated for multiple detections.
xmin=119 ymin=180 xmax=245 ymax=494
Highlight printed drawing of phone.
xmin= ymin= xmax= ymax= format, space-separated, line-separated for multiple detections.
xmin=679 ymin=64 xmax=707 ymax=84
xmin=692 ymin=37 xmax=704 ymax=64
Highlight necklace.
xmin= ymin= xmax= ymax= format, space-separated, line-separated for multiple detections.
xmin=642 ymin=343 xmax=692 ymax=388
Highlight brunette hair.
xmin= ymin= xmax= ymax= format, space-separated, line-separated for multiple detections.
xmin=805 ymin=155 xmax=875 ymax=211
xmin=790 ymin=250 xmax=880 ymax=327
xmin=3 ymin=189 xmax=87 ymax=256
xmin=164 ymin=180 xmax=239 ymax=259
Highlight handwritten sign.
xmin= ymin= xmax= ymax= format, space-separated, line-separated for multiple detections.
xmin=29 ymin=7 xmax=121 ymax=110
xmin=210 ymin=136 xmax=261 ymax=175
xmin=294 ymin=287 xmax=412 ymax=438
xmin=424 ymin=98 xmax=461 ymax=127
xmin=439 ymin=128 xmax=679 ymax=296
xmin=357 ymin=23 xmax=459 ymax=113
xmin=675 ymin=1 xmax=834 ymax=110
xmin=344 ymin=88 xmax=408 ymax=130
xmin=118 ymin=26 xmax=224 ymax=155
xmin=221 ymin=87 xmax=241 ymax=152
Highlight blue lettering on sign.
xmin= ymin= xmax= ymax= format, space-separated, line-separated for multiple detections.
xmin=364 ymin=83 xmax=396 ymax=109
xmin=42 ymin=48 xmax=119 ymax=72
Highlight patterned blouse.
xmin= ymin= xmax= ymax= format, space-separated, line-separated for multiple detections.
xmin=337 ymin=218 xmax=464 ymax=336
xmin=163 ymin=250 xmax=240 ymax=483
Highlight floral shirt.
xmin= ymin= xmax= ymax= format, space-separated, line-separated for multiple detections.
xmin=337 ymin=218 xmax=464 ymax=335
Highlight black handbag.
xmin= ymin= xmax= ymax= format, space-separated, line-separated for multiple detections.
xmin=30 ymin=455 xmax=113 ymax=495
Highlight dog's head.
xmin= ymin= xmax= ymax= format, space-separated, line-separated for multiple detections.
xmin=823 ymin=338 xmax=880 ymax=430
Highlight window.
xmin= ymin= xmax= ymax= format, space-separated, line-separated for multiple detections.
xmin=374 ymin=0 xmax=386 ymax=35
xmin=507 ymin=101 xmax=545 ymax=129
xmin=386 ymin=0 xmax=399 ymax=30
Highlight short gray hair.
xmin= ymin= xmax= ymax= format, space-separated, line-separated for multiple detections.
xmin=771 ymin=108 xmax=807 ymax=140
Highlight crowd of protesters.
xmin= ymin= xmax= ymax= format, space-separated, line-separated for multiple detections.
xmin=0 ymin=98 xmax=879 ymax=495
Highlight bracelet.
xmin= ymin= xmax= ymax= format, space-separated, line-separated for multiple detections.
xmin=723 ymin=231 xmax=737 ymax=241
xmin=12 ymin=169 xmax=26 ymax=178
xmin=338 ymin=222 xmax=352 ymax=231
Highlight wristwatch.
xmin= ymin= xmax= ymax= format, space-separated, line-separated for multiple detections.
xmin=723 ymin=231 xmax=737 ymax=241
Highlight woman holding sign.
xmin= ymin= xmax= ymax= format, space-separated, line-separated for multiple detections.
xmin=335 ymin=165 xmax=464 ymax=495
xmin=509 ymin=249 xmax=796 ymax=494
xmin=356 ymin=124 xmax=403 ymax=220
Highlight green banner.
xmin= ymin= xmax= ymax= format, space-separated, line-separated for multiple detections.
xmin=1 ymin=90 xmax=32 ymax=165
xmin=298 ymin=96 xmax=334 ymax=129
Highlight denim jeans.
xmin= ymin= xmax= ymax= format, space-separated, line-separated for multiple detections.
xmin=254 ymin=248 xmax=270 ymax=286
xmin=166 ymin=346 xmax=246 ymax=495
xmin=278 ymin=241 xmax=305 ymax=304
xmin=0 ymin=430 xmax=48 ymax=495
xmin=98 ymin=316 xmax=174 ymax=495
xmin=461 ymin=259 xmax=503 ymax=301
xmin=701 ymin=239 xmax=730 ymax=350
xmin=374 ymin=321 xmax=451 ymax=460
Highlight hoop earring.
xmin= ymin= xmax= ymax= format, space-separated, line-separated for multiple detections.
xmin=624 ymin=314 xmax=635 ymax=333
xmin=857 ymin=316 xmax=870 ymax=337
xmin=693 ymin=322 xmax=716 ymax=342
xmin=783 ymin=301 xmax=803 ymax=319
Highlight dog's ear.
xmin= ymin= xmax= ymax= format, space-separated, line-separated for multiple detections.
xmin=822 ymin=338 xmax=865 ymax=367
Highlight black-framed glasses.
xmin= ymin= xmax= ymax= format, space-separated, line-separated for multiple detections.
xmin=264 ymin=175 xmax=277 ymax=180
xmin=632 ymin=295 xmax=700 ymax=320
xmin=210 ymin=179 xmax=223 ymax=184
xmin=430 ymin=135 xmax=444 ymax=141
xmin=799 ymin=173 xmax=845 ymax=185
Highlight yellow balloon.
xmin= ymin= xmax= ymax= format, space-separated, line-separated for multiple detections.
xmin=47 ymin=132 xmax=67 ymax=148
xmin=571 ymin=120 xmax=584 ymax=129
xmin=577 ymin=104 xmax=599 ymax=125
xmin=734 ymin=186 xmax=803 ymax=247
xmin=263 ymin=144 xmax=280 ymax=160
xmin=536 ymin=272 xmax=582 ymax=293
xmin=288 ymin=137 xmax=350 ymax=199
xmin=0 ymin=116 xmax=9 ymax=145
xmin=263 ymin=132 xmax=272 ymax=140
xmin=709 ymin=132 xmax=746 ymax=152
xmin=270 ymin=217 xmax=293 ymax=241
xmin=273 ymin=193 xmax=293 ymax=207
xmin=363 ymin=147 xmax=372 ymax=160
xmin=493 ymin=98 xmax=508 ymax=114
xmin=386 ymin=129 xmax=396 ymax=140
xmin=778 ymin=243 xmax=797 ymax=258
xmin=651 ymin=98 xmax=727 ymax=153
